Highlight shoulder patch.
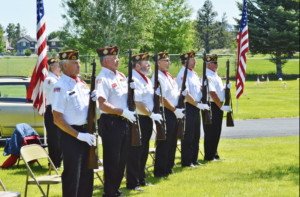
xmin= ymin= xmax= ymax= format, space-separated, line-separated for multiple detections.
xmin=97 ymin=79 xmax=102 ymax=83
xmin=54 ymin=87 xmax=61 ymax=92
xmin=48 ymin=79 xmax=51 ymax=85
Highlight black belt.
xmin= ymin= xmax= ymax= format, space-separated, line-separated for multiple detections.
xmin=71 ymin=124 xmax=88 ymax=129
xmin=138 ymin=114 xmax=149 ymax=118
xmin=103 ymin=114 xmax=126 ymax=120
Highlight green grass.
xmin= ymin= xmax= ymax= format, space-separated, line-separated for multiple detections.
xmin=0 ymin=136 xmax=299 ymax=196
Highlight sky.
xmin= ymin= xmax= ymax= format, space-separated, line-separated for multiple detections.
xmin=0 ymin=0 xmax=242 ymax=38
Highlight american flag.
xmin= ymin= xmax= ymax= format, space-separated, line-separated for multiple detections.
xmin=26 ymin=0 xmax=48 ymax=115
xmin=236 ymin=0 xmax=249 ymax=99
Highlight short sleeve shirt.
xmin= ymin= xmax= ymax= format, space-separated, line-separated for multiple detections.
xmin=203 ymin=69 xmax=225 ymax=102
xmin=51 ymin=74 xmax=90 ymax=125
xmin=132 ymin=70 xmax=154 ymax=115
xmin=176 ymin=67 xmax=202 ymax=102
xmin=151 ymin=70 xmax=180 ymax=107
xmin=43 ymin=72 xmax=60 ymax=105
xmin=95 ymin=67 xmax=128 ymax=114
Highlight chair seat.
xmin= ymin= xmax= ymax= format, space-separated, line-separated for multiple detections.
xmin=94 ymin=166 xmax=104 ymax=173
xmin=177 ymin=141 xmax=181 ymax=145
xmin=28 ymin=175 xmax=61 ymax=184
xmin=149 ymin=148 xmax=155 ymax=154
xmin=0 ymin=191 xmax=21 ymax=197
xmin=98 ymin=159 xmax=103 ymax=166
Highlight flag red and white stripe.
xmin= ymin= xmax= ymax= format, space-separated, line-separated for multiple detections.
xmin=26 ymin=0 xmax=48 ymax=115
xmin=236 ymin=0 xmax=249 ymax=99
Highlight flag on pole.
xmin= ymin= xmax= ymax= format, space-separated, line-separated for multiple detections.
xmin=257 ymin=76 xmax=260 ymax=83
xmin=267 ymin=75 xmax=269 ymax=83
xmin=236 ymin=0 xmax=249 ymax=99
xmin=26 ymin=0 xmax=48 ymax=115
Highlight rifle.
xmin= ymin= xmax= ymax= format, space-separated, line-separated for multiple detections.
xmin=153 ymin=51 xmax=167 ymax=140
xmin=87 ymin=59 xmax=99 ymax=169
xmin=201 ymin=53 xmax=212 ymax=125
xmin=127 ymin=48 xmax=142 ymax=146
xmin=176 ymin=57 xmax=189 ymax=139
xmin=225 ymin=59 xmax=234 ymax=127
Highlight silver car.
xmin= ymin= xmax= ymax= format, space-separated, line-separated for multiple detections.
xmin=0 ymin=76 xmax=44 ymax=138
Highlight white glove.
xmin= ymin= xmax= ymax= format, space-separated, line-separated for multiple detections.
xmin=220 ymin=105 xmax=231 ymax=112
xmin=130 ymin=82 xmax=136 ymax=89
xmin=174 ymin=108 xmax=185 ymax=119
xmin=197 ymin=103 xmax=210 ymax=110
xmin=225 ymin=82 xmax=232 ymax=89
xmin=182 ymin=89 xmax=188 ymax=96
xmin=121 ymin=108 xmax=136 ymax=123
xmin=77 ymin=132 xmax=97 ymax=146
xmin=150 ymin=113 xmax=163 ymax=124
xmin=155 ymin=88 xmax=161 ymax=96
xmin=91 ymin=90 xmax=98 ymax=101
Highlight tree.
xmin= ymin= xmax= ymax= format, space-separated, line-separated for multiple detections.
xmin=48 ymin=30 xmax=66 ymax=40
xmin=238 ymin=0 xmax=299 ymax=77
xmin=24 ymin=48 xmax=31 ymax=56
xmin=0 ymin=25 xmax=5 ymax=53
xmin=151 ymin=0 xmax=194 ymax=53
xmin=5 ymin=23 xmax=28 ymax=50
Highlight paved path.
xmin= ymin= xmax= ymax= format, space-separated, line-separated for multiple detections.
xmin=151 ymin=117 xmax=299 ymax=140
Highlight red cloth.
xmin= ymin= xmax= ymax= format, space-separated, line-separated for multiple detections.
xmin=136 ymin=70 xmax=148 ymax=83
xmin=70 ymin=76 xmax=79 ymax=83
xmin=0 ymin=155 xmax=19 ymax=168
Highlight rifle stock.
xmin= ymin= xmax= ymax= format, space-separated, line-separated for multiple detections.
xmin=87 ymin=59 xmax=98 ymax=169
xmin=176 ymin=57 xmax=189 ymax=140
xmin=201 ymin=53 xmax=212 ymax=125
xmin=225 ymin=60 xmax=234 ymax=127
xmin=153 ymin=51 xmax=167 ymax=140
xmin=128 ymin=48 xmax=142 ymax=146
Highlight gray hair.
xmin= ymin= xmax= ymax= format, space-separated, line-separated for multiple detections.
xmin=133 ymin=61 xmax=141 ymax=68
xmin=100 ymin=55 xmax=109 ymax=66
xmin=59 ymin=59 xmax=69 ymax=71
xmin=48 ymin=63 xmax=56 ymax=72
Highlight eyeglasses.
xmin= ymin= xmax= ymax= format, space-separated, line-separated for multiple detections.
xmin=211 ymin=61 xmax=218 ymax=64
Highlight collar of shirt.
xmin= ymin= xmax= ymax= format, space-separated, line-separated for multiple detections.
xmin=160 ymin=70 xmax=174 ymax=80
xmin=134 ymin=70 xmax=148 ymax=84
xmin=183 ymin=66 xmax=198 ymax=76
xmin=206 ymin=68 xmax=218 ymax=76
xmin=48 ymin=72 xmax=60 ymax=81
xmin=101 ymin=67 xmax=117 ymax=76
xmin=61 ymin=73 xmax=78 ymax=84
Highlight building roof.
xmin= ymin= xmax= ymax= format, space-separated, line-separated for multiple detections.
xmin=17 ymin=35 xmax=37 ymax=43
xmin=48 ymin=37 xmax=60 ymax=42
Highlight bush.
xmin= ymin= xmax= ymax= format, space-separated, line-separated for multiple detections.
xmin=24 ymin=48 xmax=31 ymax=56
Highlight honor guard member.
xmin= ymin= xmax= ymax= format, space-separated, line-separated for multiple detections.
xmin=95 ymin=46 xmax=136 ymax=197
xmin=150 ymin=51 xmax=185 ymax=177
xmin=176 ymin=51 xmax=210 ymax=167
xmin=43 ymin=57 xmax=62 ymax=169
xmin=201 ymin=54 xmax=232 ymax=161
xmin=126 ymin=53 xmax=162 ymax=191
xmin=51 ymin=49 xmax=98 ymax=197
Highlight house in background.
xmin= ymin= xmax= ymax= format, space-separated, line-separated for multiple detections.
xmin=17 ymin=35 xmax=38 ymax=55
xmin=2 ymin=36 xmax=14 ymax=52
xmin=47 ymin=37 xmax=63 ymax=52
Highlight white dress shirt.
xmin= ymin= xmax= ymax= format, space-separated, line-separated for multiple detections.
xmin=43 ymin=72 xmax=60 ymax=105
xmin=202 ymin=68 xmax=225 ymax=102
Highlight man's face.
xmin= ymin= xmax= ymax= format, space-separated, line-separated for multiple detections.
xmin=138 ymin=60 xmax=152 ymax=76
xmin=158 ymin=58 xmax=170 ymax=72
xmin=187 ymin=57 xmax=196 ymax=70
xmin=105 ymin=55 xmax=119 ymax=72
xmin=207 ymin=61 xmax=219 ymax=72
xmin=51 ymin=62 xmax=61 ymax=76
xmin=64 ymin=60 xmax=81 ymax=77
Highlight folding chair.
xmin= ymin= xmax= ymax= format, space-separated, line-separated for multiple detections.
xmin=93 ymin=159 xmax=104 ymax=191
xmin=145 ymin=148 xmax=156 ymax=178
xmin=0 ymin=178 xmax=21 ymax=197
xmin=20 ymin=144 xmax=61 ymax=197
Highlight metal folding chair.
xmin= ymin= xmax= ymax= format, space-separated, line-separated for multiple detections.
xmin=0 ymin=178 xmax=21 ymax=197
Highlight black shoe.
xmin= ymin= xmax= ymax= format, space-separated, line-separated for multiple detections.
xmin=154 ymin=174 xmax=167 ymax=178
xmin=114 ymin=190 xmax=123 ymax=197
xmin=216 ymin=157 xmax=226 ymax=160
xmin=140 ymin=183 xmax=154 ymax=187
xmin=166 ymin=170 xmax=174 ymax=175
xmin=133 ymin=187 xmax=144 ymax=191
xmin=193 ymin=161 xmax=206 ymax=166
xmin=205 ymin=159 xmax=221 ymax=162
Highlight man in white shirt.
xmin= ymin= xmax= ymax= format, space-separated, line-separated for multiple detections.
xmin=43 ymin=57 xmax=62 ymax=169
xmin=151 ymin=51 xmax=185 ymax=177
xmin=176 ymin=51 xmax=210 ymax=167
xmin=95 ymin=46 xmax=136 ymax=197
xmin=202 ymin=54 xmax=232 ymax=161
xmin=126 ymin=52 xmax=162 ymax=191
xmin=51 ymin=49 xmax=97 ymax=197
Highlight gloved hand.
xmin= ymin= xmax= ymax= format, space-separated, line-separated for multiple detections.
xmin=155 ymin=88 xmax=161 ymax=96
xmin=224 ymin=82 xmax=232 ymax=89
xmin=130 ymin=82 xmax=136 ymax=89
xmin=220 ymin=105 xmax=231 ymax=112
xmin=174 ymin=108 xmax=185 ymax=119
xmin=182 ymin=89 xmax=188 ymax=96
xmin=121 ymin=108 xmax=136 ymax=123
xmin=197 ymin=103 xmax=210 ymax=110
xmin=150 ymin=113 xmax=163 ymax=124
xmin=77 ymin=132 xmax=97 ymax=146
xmin=91 ymin=90 xmax=98 ymax=101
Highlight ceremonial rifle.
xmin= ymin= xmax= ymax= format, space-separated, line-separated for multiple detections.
xmin=87 ymin=59 xmax=99 ymax=169
xmin=153 ymin=51 xmax=167 ymax=140
xmin=225 ymin=59 xmax=234 ymax=127
xmin=201 ymin=53 xmax=212 ymax=124
xmin=127 ymin=48 xmax=142 ymax=146
xmin=176 ymin=57 xmax=189 ymax=139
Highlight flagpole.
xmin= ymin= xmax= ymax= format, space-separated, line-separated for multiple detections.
xmin=43 ymin=91 xmax=47 ymax=145
xmin=236 ymin=99 xmax=239 ymax=114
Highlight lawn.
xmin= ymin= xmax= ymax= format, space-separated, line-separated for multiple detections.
xmin=0 ymin=136 xmax=299 ymax=196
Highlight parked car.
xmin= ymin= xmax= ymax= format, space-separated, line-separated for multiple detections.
xmin=0 ymin=76 xmax=44 ymax=138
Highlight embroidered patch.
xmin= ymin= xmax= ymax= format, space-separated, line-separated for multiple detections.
xmin=181 ymin=77 xmax=183 ymax=80
xmin=54 ymin=87 xmax=61 ymax=92
xmin=120 ymin=78 xmax=126 ymax=82
xmin=97 ymin=79 xmax=102 ymax=83
xmin=48 ymin=79 xmax=51 ymax=85
xmin=81 ymin=85 xmax=89 ymax=89
xmin=112 ymin=83 xmax=117 ymax=88
xmin=208 ymin=79 xmax=212 ymax=82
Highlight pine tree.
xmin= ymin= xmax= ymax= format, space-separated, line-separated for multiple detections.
xmin=0 ymin=25 xmax=5 ymax=53
xmin=241 ymin=0 xmax=299 ymax=77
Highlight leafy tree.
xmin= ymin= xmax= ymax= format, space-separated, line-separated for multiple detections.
xmin=151 ymin=0 xmax=194 ymax=54
xmin=48 ymin=30 xmax=66 ymax=40
xmin=0 ymin=26 xmax=5 ymax=53
xmin=237 ymin=0 xmax=299 ymax=77
xmin=24 ymin=48 xmax=32 ymax=56
xmin=5 ymin=23 xmax=27 ymax=50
